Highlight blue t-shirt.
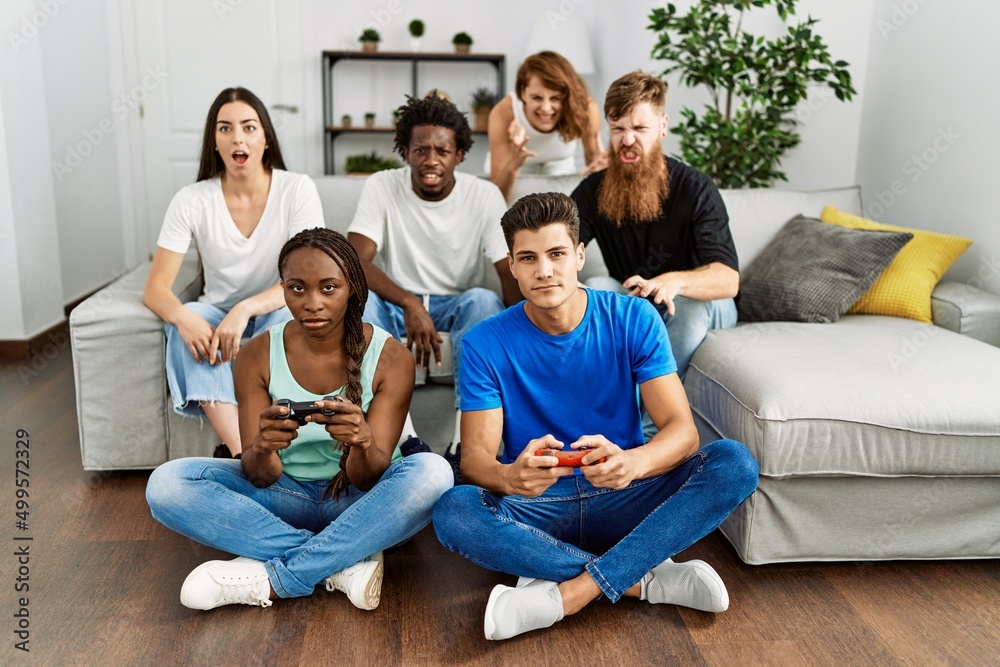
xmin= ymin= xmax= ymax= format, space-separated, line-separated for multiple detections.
xmin=460 ymin=289 xmax=677 ymax=462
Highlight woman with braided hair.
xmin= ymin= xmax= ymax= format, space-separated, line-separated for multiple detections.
xmin=146 ymin=228 xmax=453 ymax=612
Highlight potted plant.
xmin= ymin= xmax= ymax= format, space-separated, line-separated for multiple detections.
xmin=648 ymin=0 xmax=855 ymax=188
xmin=408 ymin=19 xmax=425 ymax=51
xmin=344 ymin=151 xmax=401 ymax=176
xmin=340 ymin=113 xmax=352 ymax=128
xmin=452 ymin=32 xmax=472 ymax=54
xmin=358 ymin=28 xmax=380 ymax=53
xmin=364 ymin=112 xmax=376 ymax=128
xmin=470 ymin=87 xmax=495 ymax=131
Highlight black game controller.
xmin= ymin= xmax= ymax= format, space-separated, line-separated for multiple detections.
xmin=274 ymin=395 xmax=343 ymax=426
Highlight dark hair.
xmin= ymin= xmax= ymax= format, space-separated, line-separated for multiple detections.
xmin=516 ymin=51 xmax=591 ymax=142
xmin=277 ymin=228 xmax=368 ymax=498
xmin=392 ymin=91 xmax=473 ymax=161
xmin=500 ymin=192 xmax=580 ymax=251
xmin=604 ymin=71 xmax=667 ymax=121
xmin=197 ymin=87 xmax=286 ymax=181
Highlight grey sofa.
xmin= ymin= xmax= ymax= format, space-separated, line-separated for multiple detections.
xmin=70 ymin=175 xmax=1000 ymax=563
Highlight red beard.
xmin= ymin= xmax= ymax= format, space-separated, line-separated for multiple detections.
xmin=597 ymin=144 xmax=669 ymax=225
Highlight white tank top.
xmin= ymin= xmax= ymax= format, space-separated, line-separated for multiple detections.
xmin=485 ymin=92 xmax=580 ymax=176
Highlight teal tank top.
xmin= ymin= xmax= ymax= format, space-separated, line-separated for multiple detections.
xmin=267 ymin=320 xmax=402 ymax=482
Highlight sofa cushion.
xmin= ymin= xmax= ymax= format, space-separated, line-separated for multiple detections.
xmin=686 ymin=315 xmax=1000 ymax=478
xmin=821 ymin=207 xmax=973 ymax=323
xmin=738 ymin=216 xmax=912 ymax=323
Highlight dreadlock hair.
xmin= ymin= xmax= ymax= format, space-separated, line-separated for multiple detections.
xmin=278 ymin=227 xmax=368 ymax=499
xmin=392 ymin=91 xmax=473 ymax=161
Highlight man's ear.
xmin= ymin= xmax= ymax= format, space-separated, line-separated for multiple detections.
xmin=507 ymin=252 xmax=515 ymax=275
xmin=576 ymin=242 xmax=586 ymax=270
xmin=456 ymin=148 xmax=465 ymax=164
xmin=401 ymin=147 xmax=408 ymax=162
xmin=660 ymin=114 xmax=669 ymax=138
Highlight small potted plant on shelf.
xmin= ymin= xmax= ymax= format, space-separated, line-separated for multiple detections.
xmin=344 ymin=151 xmax=401 ymax=176
xmin=470 ymin=87 xmax=495 ymax=131
xmin=341 ymin=113 xmax=352 ymax=128
xmin=364 ymin=112 xmax=376 ymax=128
xmin=408 ymin=19 xmax=425 ymax=51
xmin=358 ymin=28 xmax=380 ymax=53
xmin=452 ymin=32 xmax=472 ymax=54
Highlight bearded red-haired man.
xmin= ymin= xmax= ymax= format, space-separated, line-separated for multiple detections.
xmin=571 ymin=71 xmax=739 ymax=438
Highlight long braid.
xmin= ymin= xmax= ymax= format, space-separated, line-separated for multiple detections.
xmin=279 ymin=228 xmax=369 ymax=498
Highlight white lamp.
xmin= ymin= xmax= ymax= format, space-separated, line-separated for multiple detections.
xmin=522 ymin=14 xmax=595 ymax=75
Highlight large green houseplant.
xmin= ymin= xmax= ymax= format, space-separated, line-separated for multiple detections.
xmin=648 ymin=0 xmax=856 ymax=188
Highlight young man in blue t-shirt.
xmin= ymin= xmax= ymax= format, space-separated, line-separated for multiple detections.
xmin=432 ymin=192 xmax=759 ymax=641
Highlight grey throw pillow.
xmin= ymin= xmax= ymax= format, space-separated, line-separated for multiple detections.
xmin=738 ymin=215 xmax=913 ymax=323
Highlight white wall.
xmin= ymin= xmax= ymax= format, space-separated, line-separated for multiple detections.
xmin=857 ymin=0 xmax=1000 ymax=295
xmin=0 ymin=0 xmax=65 ymax=340
xmin=40 ymin=0 xmax=127 ymax=304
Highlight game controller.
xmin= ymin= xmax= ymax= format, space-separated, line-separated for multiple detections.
xmin=534 ymin=447 xmax=607 ymax=467
xmin=274 ymin=395 xmax=343 ymax=426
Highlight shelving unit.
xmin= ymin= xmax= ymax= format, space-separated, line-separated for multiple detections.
xmin=322 ymin=50 xmax=506 ymax=174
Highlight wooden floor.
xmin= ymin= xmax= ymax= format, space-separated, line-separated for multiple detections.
xmin=2 ymin=348 xmax=998 ymax=666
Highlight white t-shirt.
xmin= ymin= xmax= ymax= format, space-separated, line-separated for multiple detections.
xmin=156 ymin=170 xmax=324 ymax=310
xmin=347 ymin=167 xmax=509 ymax=295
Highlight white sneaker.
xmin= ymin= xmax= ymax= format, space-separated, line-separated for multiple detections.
xmin=640 ymin=559 xmax=729 ymax=612
xmin=484 ymin=578 xmax=564 ymax=641
xmin=325 ymin=551 xmax=384 ymax=610
xmin=180 ymin=556 xmax=273 ymax=610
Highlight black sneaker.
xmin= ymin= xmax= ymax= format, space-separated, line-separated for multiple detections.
xmin=399 ymin=436 xmax=432 ymax=457
xmin=443 ymin=441 xmax=462 ymax=485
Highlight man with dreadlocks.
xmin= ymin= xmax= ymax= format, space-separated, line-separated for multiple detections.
xmin=348 ymin=92 xmax=522 ymax=471
xmin=146 ymin=228 xmax=453 ymax=612
xmin=570 ymin=71 xmax=739 ymax=402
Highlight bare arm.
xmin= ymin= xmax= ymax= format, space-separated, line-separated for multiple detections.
xmin=348 ymin=231 xmax=442 ymax=369
xmin=578 ymin=373 xmax=699 ymax=489
xmin=494 ymin=259 xmax=522 ymax=307
xmin=488 ymin=96 xmax=536 ymax=203
xmin=143 ymin=247 xmax=216 ymax=363
xmin=236 ymin=333 xmax=294 ymax=487
xmin=460 ymin=408 xmax=573 ymax=497
xmin=579 ymin=98 xmax=608 ymax=176
xmin=623 ymin=262 xmax=739 ymax=315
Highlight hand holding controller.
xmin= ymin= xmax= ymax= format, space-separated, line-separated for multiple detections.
xmin=534 ymin=447 xmax=607 ymax=467
xmin=274 ymin=396 xmax=343 ymax=426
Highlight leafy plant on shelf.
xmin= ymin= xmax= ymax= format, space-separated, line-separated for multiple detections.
xmin=452 ymin=32 xmax=473 ymax=46
xmin=470 ymin=87 xmax=496 ymax=112
xmin=408 ymin=20 xmax=425 ymax=38
xmin=648 ymin=0 xmax=856 ymax=188
xmin=344 ymin=151 xmax=401 ymax=175
xmin=359 ymin=28 xmax=380 ymax=44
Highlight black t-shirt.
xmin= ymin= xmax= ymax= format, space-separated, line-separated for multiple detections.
xmin=571 ymin=156 xmax=739 ymax=282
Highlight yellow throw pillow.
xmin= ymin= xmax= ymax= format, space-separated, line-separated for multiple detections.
xmin=820 ymin=207 xmax=972 ymax=323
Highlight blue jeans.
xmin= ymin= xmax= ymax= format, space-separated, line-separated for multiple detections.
xmin=363 ymin=288 xmax=503 ymax=408
xmin=433 ymin=439 xmax=758 ymax=602
xmin=164 ymin=302 xmax=292 ymax=418
xmin=146 ymin=453 xmax=453 ymax=598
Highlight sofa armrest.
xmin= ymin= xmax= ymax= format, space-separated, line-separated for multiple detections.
xmin=70 ymin=258 xmax=202 ymax=469
xmin=932 ymin=280 xmax=1000 ymax=348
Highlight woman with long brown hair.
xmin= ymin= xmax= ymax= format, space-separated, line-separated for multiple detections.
xmin=143 ymin=87 xmax=323 ymax=459
xmin=488 ymin=51 xmax=607 ymax=201
xmin=146 ymin=228 xmax=453 ymax=612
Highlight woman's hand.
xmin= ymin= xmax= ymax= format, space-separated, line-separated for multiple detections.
xmin=307 ymin=399 xmax=374 ymax=452
xmin=250 ymin=403 xmax=299 ymax=455
xmin=174 ymin=307 xmax=217 ymax=363
xmin=211 ymin=303 xmax=252 ymax=364
xmin=507 ymin=119 xmax=537 ymax=169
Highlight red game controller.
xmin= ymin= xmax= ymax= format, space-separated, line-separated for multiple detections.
xmin=534 ymin=447 xmax=607 ymax=467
